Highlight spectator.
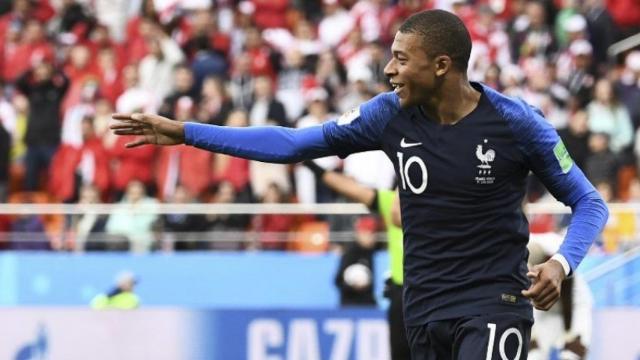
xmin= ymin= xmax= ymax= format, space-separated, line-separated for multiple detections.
xmin=198 ymin=76 xmax=233 ymax=125
xmin=586 ymin=78 xmax=633 ymax=154
xmin=160 ymin=185 xmax=208 ymax=251
xmin=558 ymin=110 xmax=592 ymax=170
xmin=335 ymin=216 xmax=379 ymax=306
xmin=95 ymin=47 xmax=123 ymax=107
xmin=158 ymin=64 xmax=198 ymax=118
xmin=251 ymin=182 xmax=295 ymax=250
xmin=583 ymin=0 xmax=617 ymax=66
xmin=511 ymin=0 xmax=557 ymax=62
xmin=338 ymin=66 xmax=374 ymax=113
xmin=251 ymin=0 xmax=289 ymax=30
xmin=49 ymin=116 xmax=110 ymax=202
xmin=275 ymin=49 xmax=309 ymax=121
xmin=295 ymin=88 xmax=340 ymax=204
xmin=67 ymin=184 xmax=108 ymax=252
xmin=15 ymin=60 xmax=69 ymax=191
xmin=228 ymin=52 xmax=255 ymax=110
xmin=116 ymin=64 xmax=159 ymax=114
xmin=2 ymin=19 xmax=55 ymax=83
xmin=156 ymin=97 xmax=213 ymax=200
xmin=105 ymin=180 xmax=159 ymax=252
xmin=243 ymin=26 xmax=279 ymax=79
xmin=91 ymin=271 xmax=140 ymax=310
xmin=211 ymin=110 xmax=251 ymax=195
xmin=61 ymin=44 xmax=100 ymax=116
xmin=205 ymin=180 xmax=251 ymax=250
xmin=61 ymin=79 xmax=98 ymax=147
xmin=139 ymin=27 xmax=186 ymax=102
xmin=189 ymin=32 xmax=229 ymax=93
xmin=314 ymin=50 xmax=347 ymax=99
xmin=617 ymin=51 xmax=640 ymax=129
xmin=558 ymin=39 xmax=596 ymax=108
xmin=318 ymin=0 xmax=355 ymax=48
xmin=183 ymin=8 xmax=231 ymax=60
xmin=584 ymin=132 xmax=618 ymax=186
xmin=249 ymin=75 xmax=288 ymax=127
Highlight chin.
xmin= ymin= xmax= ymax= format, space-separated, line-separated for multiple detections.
xmin=397 ymin=96 xmax=414 ymax=108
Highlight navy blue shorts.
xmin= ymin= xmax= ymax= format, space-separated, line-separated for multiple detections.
xmin=406 ymin=313 xmax=532 ymax=360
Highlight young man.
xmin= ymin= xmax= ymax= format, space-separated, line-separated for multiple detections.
xmin=111 ymin=10 xmax=608 ymax=359
xmin=303 ymin=160 xmax=410 ymax=359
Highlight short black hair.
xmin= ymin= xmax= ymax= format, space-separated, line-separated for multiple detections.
xmin=398 ymin=9 xmax=472 ymax=71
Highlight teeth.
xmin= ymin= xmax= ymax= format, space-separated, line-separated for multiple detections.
xmin=391 ymin=83 xmax=403 ymax=93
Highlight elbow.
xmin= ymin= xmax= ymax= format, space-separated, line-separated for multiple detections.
xmin=574 ymin=190 xmax=609 ymax=227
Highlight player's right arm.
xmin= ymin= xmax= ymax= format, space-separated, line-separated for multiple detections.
xmin=110 ymin=92 xmax=399 ymax=164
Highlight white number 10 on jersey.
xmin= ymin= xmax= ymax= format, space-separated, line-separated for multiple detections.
xmin=396 ymin=152 xmax=428 ymax=194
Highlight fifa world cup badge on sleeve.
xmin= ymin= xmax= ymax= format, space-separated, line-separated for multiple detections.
xmin=338 ymin=107 xmax=360 ymax=125
xmin=553 ymin=140 xmax=574 ymax=174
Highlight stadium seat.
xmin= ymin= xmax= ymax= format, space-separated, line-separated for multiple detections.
xmin=288 ymin=221 xmax=330 ymax=253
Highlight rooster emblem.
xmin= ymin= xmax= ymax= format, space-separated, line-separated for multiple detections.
xmin=476 ymin=142 xmax=495 ymax=169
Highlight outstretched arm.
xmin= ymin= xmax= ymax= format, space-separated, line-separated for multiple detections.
xmin=111 ymin=92 xmax=400 ymax=162
xmin=110 ymin=113 xmax=335 ymax=163
xmin=302 ymin=161 xmax=376 ymax=208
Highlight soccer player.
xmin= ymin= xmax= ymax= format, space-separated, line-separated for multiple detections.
xmin=110 ymin=10 xmax=608 ymax=359
xmin=303 ymin=160 xmax=410 ymax=359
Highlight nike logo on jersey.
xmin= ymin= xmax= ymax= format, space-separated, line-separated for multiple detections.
xmin=400 ymin=138 xmax=423 ymax=148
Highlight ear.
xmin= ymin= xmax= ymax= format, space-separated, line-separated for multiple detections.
xmin=434 ymin=55 xmax=452 ymax=77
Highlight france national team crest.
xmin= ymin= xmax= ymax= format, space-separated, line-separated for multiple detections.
xmin=475 ymin=139 xmax=495 ymax=185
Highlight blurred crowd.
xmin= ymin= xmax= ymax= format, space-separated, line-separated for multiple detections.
xmin=0 ymin=0 xmax=639 ymax=253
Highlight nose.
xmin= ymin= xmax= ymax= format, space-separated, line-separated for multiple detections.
xmin=384 ymin=58 xmax=397 ymax=78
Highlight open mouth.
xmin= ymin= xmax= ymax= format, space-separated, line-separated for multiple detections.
xmin=390 ymin=81 xmax=405 ymax=94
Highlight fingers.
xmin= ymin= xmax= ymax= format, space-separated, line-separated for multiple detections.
xmin=112 ymin=127 xmax=145 ymax=136
xmin=112 ymin=113 xmax=133 ymax=120
xmin=532 ymin=289 xmax=559 ymax=310
xmin=111 ymin=113 xmax=147 ymax=122
xmin=522 ymin=276 xmax=560 ymax=310
xmin=125 ymin=138 xmax=149 ymax=148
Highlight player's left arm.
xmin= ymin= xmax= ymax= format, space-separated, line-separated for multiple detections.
xmin=518 ymin=105 xmax=609 ymax=310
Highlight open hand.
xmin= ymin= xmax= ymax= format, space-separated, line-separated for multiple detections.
xmin=521 ymin=259 xmax=566 ymax=310
xmin=110 ymin=113 xmax=185 ymax=148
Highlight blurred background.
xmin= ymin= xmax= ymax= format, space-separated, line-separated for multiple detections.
xmin=0 ymin=0 xmax=639 ymax=359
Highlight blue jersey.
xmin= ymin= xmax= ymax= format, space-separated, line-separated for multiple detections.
xmin=184 ymin=81 xmax=607 ymax=326
xmin=322 ymin=83 xmax=600 ymax=325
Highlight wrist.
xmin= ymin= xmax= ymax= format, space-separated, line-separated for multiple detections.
xmin=551 ymin=253 xmax=571 ymax=278
xmin=178 ymin=122 xmax=186 ymax=143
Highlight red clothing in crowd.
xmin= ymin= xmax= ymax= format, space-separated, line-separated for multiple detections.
xmin=156 ymin=145 xmax=213 ymax=200
xmin=252 ymin=0 xmax=290 ymax=30
xmin=61 ymin=62 xmax=101 ymax=117
xmin=48 ymin=138 xmax=110 ymax=201
xmin=108 ymin=136 xmax=156 ymax=191
xmin=211 ymin=154 xmax=250 ymax=193
xmin=252 ymin=213 xmax=296 ymax=250
xmin=247 ymin=46 xmax=277 ymax=79
xmin=1 ymin=40 xmax=55 ymax=82
xmin=124 ymin=17 xmax=151 ymax=64
xmin=606 ymin=0 xmax=640 ymax=29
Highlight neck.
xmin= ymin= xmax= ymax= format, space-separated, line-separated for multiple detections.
xmin=420 ymin=75 xmax=481 ymax=125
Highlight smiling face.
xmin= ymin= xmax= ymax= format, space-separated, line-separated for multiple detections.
xmin=384 ymin=32 xmax=449 ymax=108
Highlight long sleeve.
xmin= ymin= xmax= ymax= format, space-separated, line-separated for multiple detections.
xmin=515 ymin=103 xmax=609 ymax=273
xmin=184 ymin=122 xmax=335 ymax=163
